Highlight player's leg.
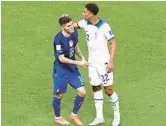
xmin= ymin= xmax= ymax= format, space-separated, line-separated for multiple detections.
xmin=104 ymin=84 xmax=120 ymax=126
xmin=52 ymin=73 xmax=70 ymax=125
xmin=72 ymin=86 xmax=86 ymax=115
xmin=69 ymin=71 xmax=86 ymax=126
xmin=98 ymin=65 xmax=120 ymax=126
xmin=53 ymin=94 xmax=71 ymax=125
xmin=70 ymin=86 xmax=86 ymax=126
xmin=88 ymin=66 xmax=105 ymax=126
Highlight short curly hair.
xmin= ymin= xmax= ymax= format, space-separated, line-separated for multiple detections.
xmin=85 ymin=3 xmax=99 ymax=15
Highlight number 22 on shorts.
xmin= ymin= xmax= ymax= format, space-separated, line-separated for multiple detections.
xmin=101 ymin=74 xmax=109 ymax=84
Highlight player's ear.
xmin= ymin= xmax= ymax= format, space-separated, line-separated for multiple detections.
xmin=89 ymin=12 xmax=93 ymax=18
xmin=64 ymin=26 xmax=67 ymax=31
xmin=61 ymin=24 xmax=65 ymax=30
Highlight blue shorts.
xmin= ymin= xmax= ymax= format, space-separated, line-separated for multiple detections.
xmin=53 ymin=69 xmax=84 ymax=95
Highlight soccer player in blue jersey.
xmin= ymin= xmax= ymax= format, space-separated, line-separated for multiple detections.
xmin=74 ymin=3 xmax=120 ymax=126
xmin=52 ymin=14 xmax=88 ymax=126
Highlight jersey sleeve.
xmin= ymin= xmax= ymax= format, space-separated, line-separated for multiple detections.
xmin=77 ymin=19 xmax=88 ymax=29
xmin=102 ymin=23 xmax=115 ymax=41
xmin=54 ymin=36 xmax=64 ymax=58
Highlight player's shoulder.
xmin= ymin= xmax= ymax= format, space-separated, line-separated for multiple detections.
xmin=54 ymin=32 xmax=62 ymax=44
xmin=73 ymin=29 xmax=78 ymax=34
xmin=98 ymin=19 xmax=111 ymax=30
xmin=71 ymin=30 xmax=78 ymax=38
xmin=72 ymin=30 xmax=79 ymax=42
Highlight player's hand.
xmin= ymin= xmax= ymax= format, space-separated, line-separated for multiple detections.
xmin=73 ymin=23 xmax=78 ymax=29
xmin=80 ymin=57 xmax=88 ymax=68
xmin=77 ymin=60 xmax=89 ymax=68
xmin=107 ymin=61 xmax=114 ymax=73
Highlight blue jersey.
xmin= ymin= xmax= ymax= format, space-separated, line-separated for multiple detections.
xmin=53 ymin=30 xmax=78 ymax=76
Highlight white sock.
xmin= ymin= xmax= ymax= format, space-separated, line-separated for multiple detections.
xmin=71 ymin=112 xmax=77 ymax=116
xmin=94 ymin=90 xmax=104 ymax=119
xmin=110 ymin=92 xmax=120 ymax=117
xmin=55 ymin=116 xmax=61 ymax=119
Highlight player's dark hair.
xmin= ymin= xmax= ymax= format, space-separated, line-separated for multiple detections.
xmin=85 ymin=3 xmax=99 ymax=15
xmin=59 ymin=14 xmax=72 ymax=26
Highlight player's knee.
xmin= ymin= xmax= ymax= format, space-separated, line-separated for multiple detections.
xmin=55 ymin=94 xmax=64 ymax=99
xmin=77 ymin=87 xmax=86 ymax=97
xmin=92 ymin=85 xmax=102 ymax=92
xmin=104 ymin=85 xmax=114 ymax=96
xmin=78 ymin=90 xmax=86 ymax=97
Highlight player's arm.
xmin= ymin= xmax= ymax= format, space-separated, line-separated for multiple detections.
xmin=109 ymin=38 xmax=116 ymax=64
xmin=59 ymin=54 xmax=81 ymax=65
xmin=107 ymin=37 xmax=116 ymax=73
xmin=54 ymin=39 xmax=87 ymax=67
xmin=75 ymin=43 xmax=86 ymax=60
xmin=73 ymin=23 xmax=80 ymax=29
xmin=103 ymin=23 xmax=116 ymax=73
xmin=73 ymin=19 xmax=86 ymax=29
xmin=59 ymin=54 xmax=88 ymax=67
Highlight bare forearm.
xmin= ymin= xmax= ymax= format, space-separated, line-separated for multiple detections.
xmin=76 ymin=50 xmax=84 ymax=59
xmin=109 ymin=38 xmax=116 ymax=62
xmin=59 ymin=55 xmax=78 ymax=65
xmin=59 ymin=54 xmax=88 ymax=67
xmin=75 ymin=44 xmax=84 ymax=59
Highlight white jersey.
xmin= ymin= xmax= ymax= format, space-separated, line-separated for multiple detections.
xmin=78 ymin=19 xmax=114 ymax=65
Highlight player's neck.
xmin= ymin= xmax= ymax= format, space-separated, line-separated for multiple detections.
xmin=89 ymin=16 xmax=99 ymax=25
xmin=62 ymin=30 xmax=71 ymax=37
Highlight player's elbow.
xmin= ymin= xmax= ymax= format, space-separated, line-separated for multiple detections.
xmin=58 ymin=55 xmax=65 ymax=63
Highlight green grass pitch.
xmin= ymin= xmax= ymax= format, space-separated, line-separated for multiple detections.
xmin=2 ymin=1 xmax=166 ymax=126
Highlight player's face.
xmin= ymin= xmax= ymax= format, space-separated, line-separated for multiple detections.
xmin=63 ymin=21 xmax=74 ymax=34
xmin=82 ymin=8 xmax=93 ymax=20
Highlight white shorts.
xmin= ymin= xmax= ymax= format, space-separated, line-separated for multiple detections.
xmin=88 ymin=63 xmax=113 ymax=86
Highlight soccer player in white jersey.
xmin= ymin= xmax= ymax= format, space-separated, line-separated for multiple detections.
xmin=74 ymin=3 xmax=120 ymax=126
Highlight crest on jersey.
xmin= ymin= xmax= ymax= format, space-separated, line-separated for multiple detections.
xmin=56 ymin=89 xmax=60 ymax=93
xmin=69 ymin=40 xmax=73 ymax=47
